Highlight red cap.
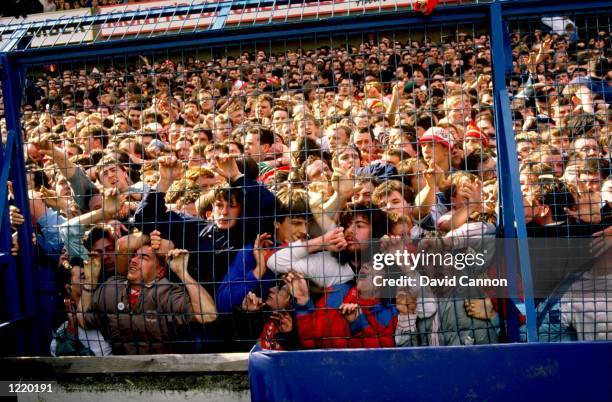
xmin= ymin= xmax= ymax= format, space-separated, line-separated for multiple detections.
xmin=464 ymin=120 xmax=489 ymax=147
xmin=419 ymin=127 xmax=453 ymax=149
xmin=258 ymin=165 xmax=291 ymax=184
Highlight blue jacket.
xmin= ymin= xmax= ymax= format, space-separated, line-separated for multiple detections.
xmin=216 ymin=242 xmax=276 ymax=314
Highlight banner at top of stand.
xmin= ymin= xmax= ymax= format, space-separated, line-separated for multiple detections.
xmin=0 ymin=8 xmax=93 ymax=49
xmin=97 ymin=0 xmax=443 ymax=38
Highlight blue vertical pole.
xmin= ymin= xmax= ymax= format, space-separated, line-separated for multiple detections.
xmin=0 ymin=53 xmax=40 ymax=354
xmin=488 ymin=2 xmax=537 ymax=342
xmin=0 ymin=130 xmax=25 ymax=356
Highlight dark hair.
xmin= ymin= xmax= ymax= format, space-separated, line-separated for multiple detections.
xmin=338 ymin=203 xmax=389 ymax=240
xmin=275 ymin=187 xmax=312 ymax=222
xmin=90 ymin=149 xmax=105 ymax=165
xmin=394 ymin=124 xmax=417 ymax=144
xmin=465 ymin=150 xmax=494 ymax=174
xmin=415 ymin=113 xmax=435 ymax=131
xmin=236 ymin=156 xmax=260 ymax=180
xmin=82 ymin=125 xmax=109 ymax=148
xmin=532 ymin=177 xmax=576 ymax=222
xmin=292 ymin=136 xmax=322 ymax=167
xmin=212 ymin=186 xmax=244 ymax=211
xmin=84 ymin=224 xmax=115 ymax=252
xmin=247 ymin=127 xmax=275 ymax=146
xmin=27 ymin=165 xmax=50 ymax=190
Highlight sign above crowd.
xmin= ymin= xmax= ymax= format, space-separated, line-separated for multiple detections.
xmin=97 ymin=0 xmax=424 ymax=38
xmin=0 ymin=1 xmax=450 ymax=49
xmin=0 ymin=8 xmax=93 ymax=49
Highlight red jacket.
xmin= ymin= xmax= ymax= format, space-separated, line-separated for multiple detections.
xmin=296 ymin=283 xmax=398 ymax=349
xmin=343 ymin=292 xmax=398 ymax=348
xmin=296 ymin=283 xmax=355 ymax=349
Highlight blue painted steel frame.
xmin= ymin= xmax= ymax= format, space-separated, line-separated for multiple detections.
xmin=0 ymin=53 xmax=39 ymax=355
xmin=500 ymin=0 xmax=612 ymax=17
xmin=488 ymin=2 xmax=537 ymax=341
xmin=11 ymin=6 xmax=489 ymax=66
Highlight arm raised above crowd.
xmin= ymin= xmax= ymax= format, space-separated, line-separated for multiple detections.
xmin=385 ymin=79 xmax=407 ymax=126
xmin=213 ymin=152 xmax=277 ymax=220
xmin=156 ymin=155 xmax=184 ymax=193
xmin=412 ymin=162 xmax=445 ymax=221
xmin=37 ymin=140 xmax=97 ymax=212
xmin=133 ymin=156 xmax=199 ymax=250
xmin=37 ymin=140 xmax=78 ymax=180
xmin=311 ymin=168 xmax=354 ymax=233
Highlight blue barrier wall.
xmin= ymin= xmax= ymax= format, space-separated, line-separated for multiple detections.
xmin=249 ymin=342 xmax=612 ymax=402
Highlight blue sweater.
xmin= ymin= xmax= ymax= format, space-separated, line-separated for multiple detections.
xmin=216 ymin=242 xmax=276 ymax=314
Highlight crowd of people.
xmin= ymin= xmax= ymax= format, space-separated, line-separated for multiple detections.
xmin=1 ymin=13 xmax=610 ymax=355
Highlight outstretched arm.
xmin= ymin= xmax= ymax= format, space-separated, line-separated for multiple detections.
xmin=60 ymin=188 xmax=125 ymax=260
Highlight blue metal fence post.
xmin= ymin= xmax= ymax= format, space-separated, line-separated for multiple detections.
xmin=488 ymin=1 xmax=538 ymax=342
xmin=0 ymin=53 xmax=40 ymax=355
xmin=0 ymin=130 xmax=26 ymax=355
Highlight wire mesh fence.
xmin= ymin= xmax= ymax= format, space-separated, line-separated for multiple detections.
xmin=2 ymin=1 xmax=611 ymax=356
xmin=506 ymin=10 xmax=612 ymax=342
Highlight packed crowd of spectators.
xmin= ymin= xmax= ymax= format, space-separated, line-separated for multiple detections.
xmin=1 ymin=13 xmax=610 ymax=355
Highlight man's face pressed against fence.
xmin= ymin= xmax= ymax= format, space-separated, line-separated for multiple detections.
xmin=275 ymin=217 xmax=309 ymax=243
xmin=92 ymin=237 xmax=117 ymax=274
xmin=100 ymin=164 xmax=129 ymax=193
xmin=265 ymin=285 xmax=291 ymax=310
xmin=128 ymin=246 xmax=163 ymax=284
xmin=344 ymin=216 xmax=371 ymax=254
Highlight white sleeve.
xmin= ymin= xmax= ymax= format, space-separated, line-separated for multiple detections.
xmin=266 ymin=240 xmax=311 ymax=275
xmin=267 ymin=242 xmax=353 ymax=288
xmin=445 ymin=222 xmax=496 ymax=249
